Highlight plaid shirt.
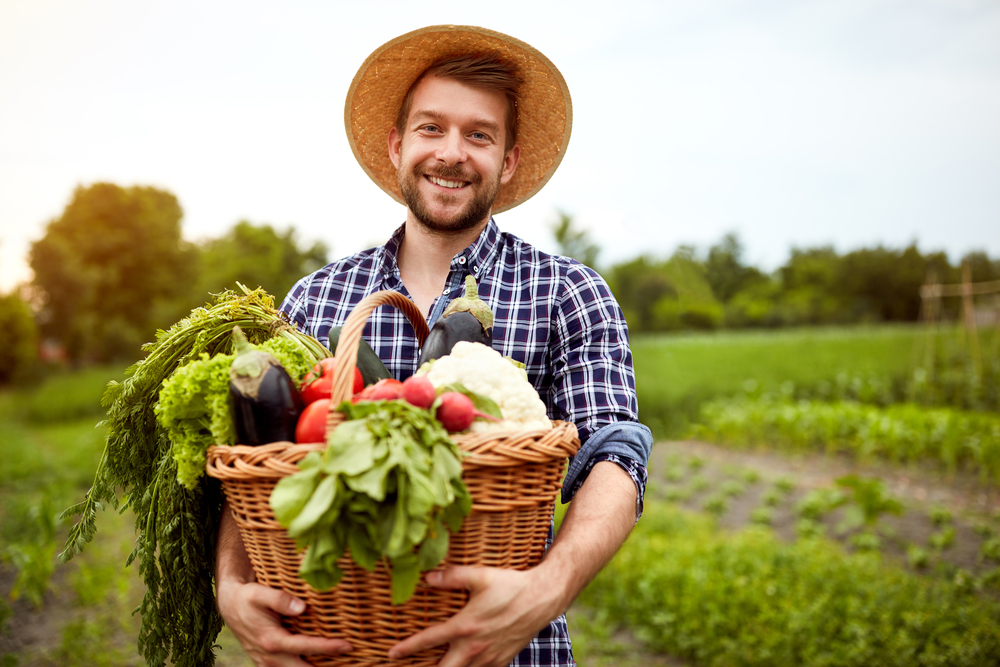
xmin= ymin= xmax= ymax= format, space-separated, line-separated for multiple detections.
xmin=280 ymin=218 xmax=650 ymax=667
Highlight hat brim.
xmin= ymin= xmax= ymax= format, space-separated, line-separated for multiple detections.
xmin=344 ymin=25 xmax=572 ymax=214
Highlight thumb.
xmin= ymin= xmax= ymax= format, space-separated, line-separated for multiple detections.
xmin=424 ymin=566 xmax=490 ymax=592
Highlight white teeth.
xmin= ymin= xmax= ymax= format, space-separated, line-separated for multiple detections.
xmin=428 ymin=176 xmax=466 ymax=189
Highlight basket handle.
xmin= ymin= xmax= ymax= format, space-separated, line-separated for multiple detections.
xmin=327 ymin=290 xmax=430 ymax=405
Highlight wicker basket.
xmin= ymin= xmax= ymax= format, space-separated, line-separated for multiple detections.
xmin=205 ymin=290 xmax=580 ymax=667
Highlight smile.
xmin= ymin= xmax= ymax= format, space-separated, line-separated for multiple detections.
xmin=426 ymin=175 xmax=468 ymax=189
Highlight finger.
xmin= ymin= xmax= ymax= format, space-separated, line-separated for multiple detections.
xmin=387 ymin=620 xmax=458 ymax=660
xmin=424 ymin=566 xmax=491 ymax=592
xmin=245 ymin=583 xmax=309 ymax=616
xmin=259 ymin=629 xmax=353 ymax=657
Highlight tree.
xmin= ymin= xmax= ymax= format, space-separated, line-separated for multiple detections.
xmin=607 ymin=250 xmax=722 ymax=332
xmin=0 ymin=289 xmax=38 ymax=384
xmin=704 ymin=232 xmax=765 ymax=303
xmin=192 ymin=221 xmax=329 ymax=305
xmin=837 ymin=244 xmax=943 ymax=321
xmin=551 ymin=211 xmax=600 ymax=269
xmin=777 ymin=246 xmax=847 ymax=324
xmin=29 ymin=183 xmax=194 ymax=363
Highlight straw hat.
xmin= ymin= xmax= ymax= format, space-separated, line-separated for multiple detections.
xmin=345 ymin=25 xmax=572 ymax=214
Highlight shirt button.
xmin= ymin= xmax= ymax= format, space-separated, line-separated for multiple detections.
xmin=442 ymin=288 xmax=450 ymax=295
xmin=472 ymin=265 xmax=479 ymax=273
xmin=458 ymin=257 xmax=466 ymax=264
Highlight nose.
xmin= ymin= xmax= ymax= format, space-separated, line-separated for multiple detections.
xmin=436 ymin=131 xmax=466 ymax=166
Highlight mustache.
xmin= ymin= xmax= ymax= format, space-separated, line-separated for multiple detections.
xmin=419 ymin=164 xmax=482 ymax=184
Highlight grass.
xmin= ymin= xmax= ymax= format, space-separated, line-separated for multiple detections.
xmin=633 ymin=324 xmax=929 ymax=436
xmin=11 ymin=364 xmax=122 ymax=424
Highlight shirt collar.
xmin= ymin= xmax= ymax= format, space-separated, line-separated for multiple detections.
xmin=459 ymin=217 xmax=501 ymax=279
xmin=379 ymin=218 xmax=501 ymax=282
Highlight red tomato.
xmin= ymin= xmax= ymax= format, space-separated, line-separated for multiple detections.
xmin=300 ymin=358 xmax=363 ymax=404
xmin=295 ymin=398 xmax=331 ymax=443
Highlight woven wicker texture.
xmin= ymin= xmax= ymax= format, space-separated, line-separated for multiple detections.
xmin=206 ymin=290 xmax=579 ymax=666
xmin=345 ymin=25 xmax=572 ymax=214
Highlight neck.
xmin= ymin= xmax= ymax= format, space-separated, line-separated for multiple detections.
xmin=397 ymin=213 xmax=489 ymax=317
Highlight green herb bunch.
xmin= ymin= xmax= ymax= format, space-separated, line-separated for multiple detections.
xmin=58 ymin=286 xmax=329 ymax=667
xmin=271 ymin=400 xmax=472 ymax=605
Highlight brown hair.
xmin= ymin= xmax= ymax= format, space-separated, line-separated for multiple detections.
xmin=395 ymin=53 xmax=523 ymax=152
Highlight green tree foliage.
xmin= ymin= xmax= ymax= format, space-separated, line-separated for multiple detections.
xmin=776 ymin=246 xmax=848 ymax=324
xmin=838 ymin=244 xmax=950 ymax=321
xmin=191 ymin=221 xmax=328 ymax=305
xmin=29 ymin=183 xmax=194 ymax=363
xmin=0 ymin=290 xmax=38 ymax=384
xmin=608 ymin=232 xmax=997 ymax=333
xmin=703 ymin=232 xmax=765 ymax=303
xmin=550 ymin=211 xmax=599 ymax=268
xmin=608 ymin=249 xmax=722 ymax=332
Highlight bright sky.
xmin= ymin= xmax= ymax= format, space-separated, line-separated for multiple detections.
xmin=1 ymin=0 xmax=998 ymax=293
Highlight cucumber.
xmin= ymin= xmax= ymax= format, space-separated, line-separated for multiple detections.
xmin=328 ymin=326 xmax=392 ymax=386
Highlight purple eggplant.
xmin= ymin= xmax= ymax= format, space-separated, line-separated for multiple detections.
xmin=228 ymin=326 xmax=303 ymax=446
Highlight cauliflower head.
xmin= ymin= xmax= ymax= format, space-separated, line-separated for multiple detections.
xmin=419 ymin=341 xmax=552 ymax=433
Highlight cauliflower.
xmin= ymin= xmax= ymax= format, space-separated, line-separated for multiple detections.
xmin=418 ymin=341 xmax=552 ymax=433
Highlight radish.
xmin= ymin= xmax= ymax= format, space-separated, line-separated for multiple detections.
xmin=401 ymin=375 xmax=436 ymax=409
xmin=435 ymin=391 xmax=499 ymax=432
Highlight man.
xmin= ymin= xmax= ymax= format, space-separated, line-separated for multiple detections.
xmin=215 ymin=25 xmax=652 ymax=667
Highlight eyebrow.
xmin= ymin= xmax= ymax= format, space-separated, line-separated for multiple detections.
xmin=410 ymin=110 xmax=502 ymax=137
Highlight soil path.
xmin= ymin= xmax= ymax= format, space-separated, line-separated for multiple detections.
xmin=648 ymin=439 xmax=1000 ymax=577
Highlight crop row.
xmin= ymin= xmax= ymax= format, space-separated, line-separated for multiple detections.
xmin=693 ymin=396 xmax=1000 ymax=482
xmin=577 ymin=502 xmax=1000 ymax=667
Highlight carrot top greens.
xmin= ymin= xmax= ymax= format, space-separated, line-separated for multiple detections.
xmin=58 ymin=285 xmax=328 ymax=667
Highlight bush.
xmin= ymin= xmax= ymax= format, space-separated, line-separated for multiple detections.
xmin=694 ymin=395 xmax=1000 ymax=482
xmin=579 ymin=503 xmax=1000 ymax=666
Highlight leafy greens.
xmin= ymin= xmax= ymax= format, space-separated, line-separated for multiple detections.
xmin=270 ymin=399 xmax=472 ymax=604
xmin=156 ymin=337 xmax=315 ymax=490
xmin=58 ymin=286 xmax=329 ymax=667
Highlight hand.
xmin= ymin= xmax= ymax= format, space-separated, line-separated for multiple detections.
xmin=216 ymin=579 xmax=353 ymax=667
xmin=387 ymin=566 xmax=561 ymax=667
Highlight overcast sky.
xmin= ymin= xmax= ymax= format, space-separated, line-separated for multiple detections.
xmin=1 ymin=0 xmax=998 ymax=293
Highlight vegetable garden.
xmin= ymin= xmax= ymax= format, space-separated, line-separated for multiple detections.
xmin=3 ymin=323 xmax=999 ymax=666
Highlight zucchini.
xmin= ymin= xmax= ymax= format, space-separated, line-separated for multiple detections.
xmin=329 ymin=326 xmax=392 ymax=385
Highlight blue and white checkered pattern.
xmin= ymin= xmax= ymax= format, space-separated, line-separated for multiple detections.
xmin=280 ymin=218 xmax=649 ymax=666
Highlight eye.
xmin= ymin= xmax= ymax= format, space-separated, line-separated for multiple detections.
xmin=470 ymin=131 xmax=490 ymax=142
xmin=419 ymin=124 xmax=441 ymax=134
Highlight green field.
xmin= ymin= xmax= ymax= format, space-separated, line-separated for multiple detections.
xmin=2 ymin=324 xmax=997 ymax=666
xmin=634 ymin=324 xmax=938 ymax=435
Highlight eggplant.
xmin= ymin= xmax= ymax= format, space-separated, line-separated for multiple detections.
xmin=229 ymin=326 xmax=304 ymax=446
xmin=418 ymin=275 xmax=493 ymax=365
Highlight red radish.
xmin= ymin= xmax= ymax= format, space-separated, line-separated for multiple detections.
xmin=362 ymin=378 xmax=404 ymax=401
xmin=295 ymin=398 xmax=331 ymax=443
xmin=401 ymin=376 xmax=436 ymax=409
xmin=435 ymin=392 xmax=500 ymax=433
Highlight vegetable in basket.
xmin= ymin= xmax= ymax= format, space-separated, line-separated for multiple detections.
xmin=417 ymin=275 xmax=493 ymax=365
xmin=271 ymin=399 xmax=472 ymax=605
xmin=229 ymin=326 xmax=304 ymax=446
xmin=418 ymin=341 xmax=552 ymax=433
xmin=301 ymin=356 xmax=364 ymax=404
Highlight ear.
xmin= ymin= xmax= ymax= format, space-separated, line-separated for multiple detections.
xmin=499 ymin=144 xmax=520 ymax=185
xmin=387 ymin=126 xmax=402 ymax=170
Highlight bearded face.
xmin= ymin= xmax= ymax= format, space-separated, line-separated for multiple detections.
xmin=388 ymin=75 xmax=518 ymax=236
xmin=398 ymin=160 xmax=504 ymax=234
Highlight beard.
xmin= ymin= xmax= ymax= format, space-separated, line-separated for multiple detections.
xmin=399 ymin=162 xmax=503 ymax=234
